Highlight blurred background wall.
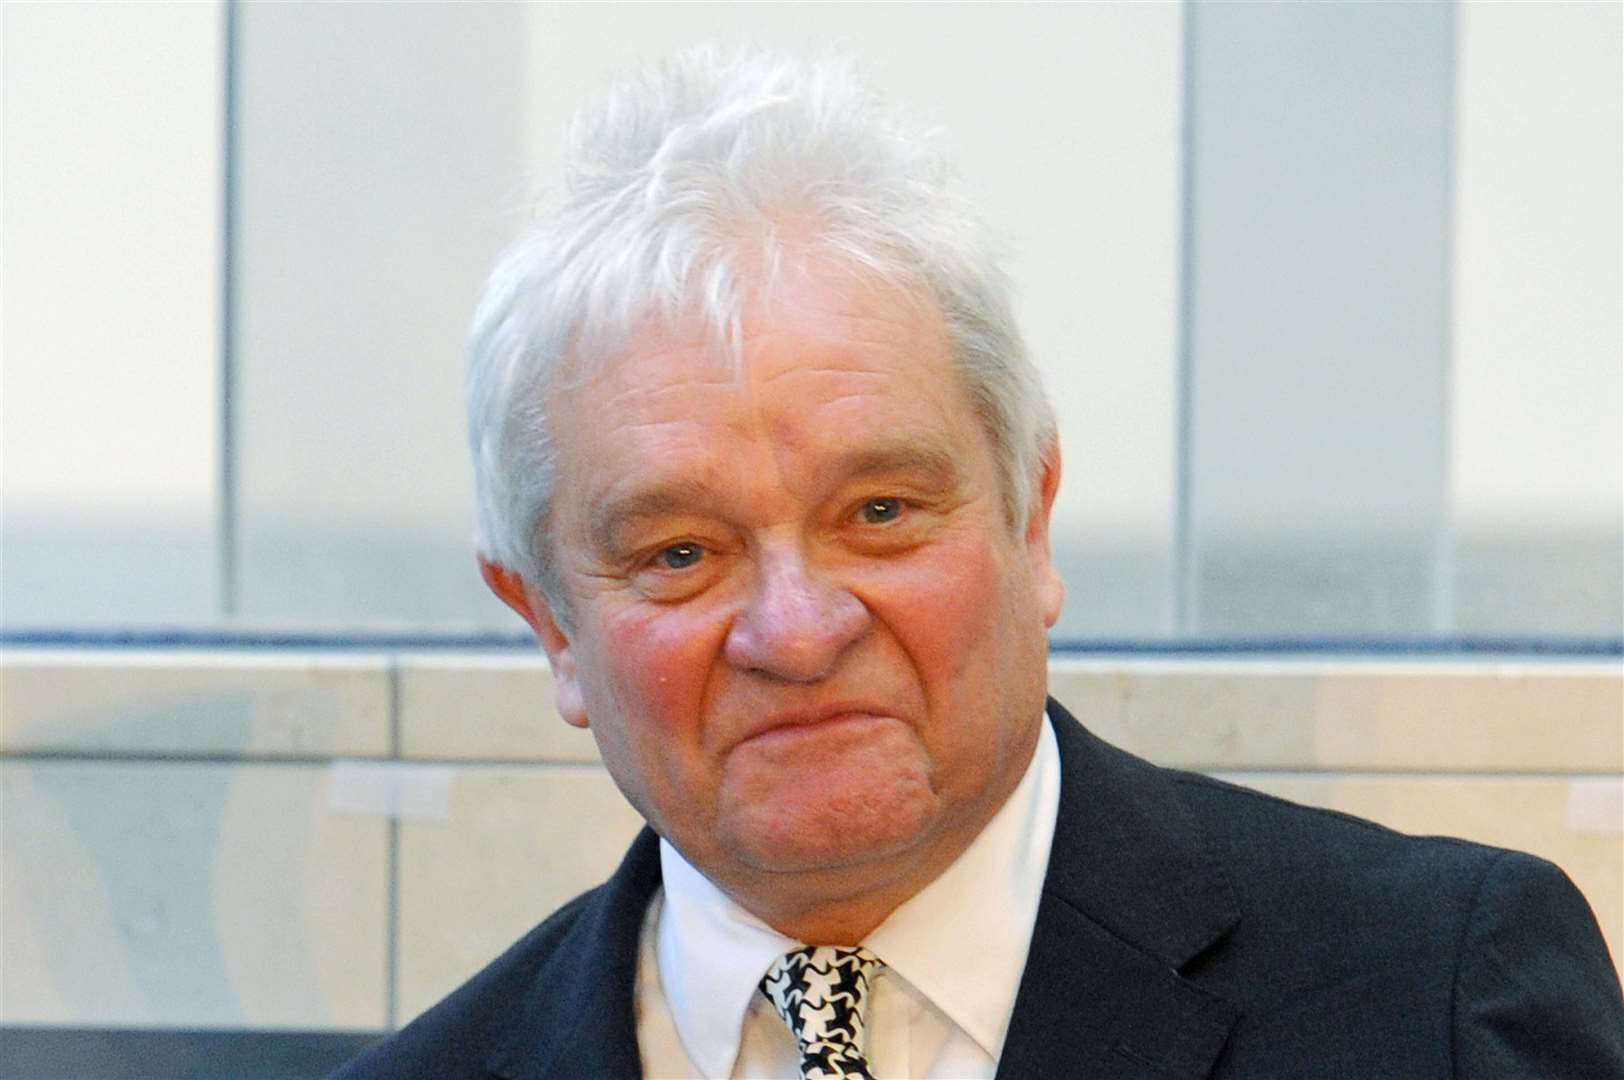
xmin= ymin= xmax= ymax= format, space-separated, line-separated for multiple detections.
xmin=5 ymin=0 xmax=1618 ymax=643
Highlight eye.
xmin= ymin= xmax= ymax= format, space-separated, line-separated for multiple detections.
xmin=858 ymin=497 xmax=904 ymax=524
xmin=656 ymin=542 xmax=704 ymax=570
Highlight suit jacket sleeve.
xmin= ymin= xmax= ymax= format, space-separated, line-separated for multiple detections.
xmin=1451 ymin=850 xmax=1624 ymax=1077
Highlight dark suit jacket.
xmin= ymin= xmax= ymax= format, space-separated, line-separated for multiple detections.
xmin=336 ymin=700 xmax=1624 ymax=1078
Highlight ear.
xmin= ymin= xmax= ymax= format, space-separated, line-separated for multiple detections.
xmin=478 ymin=558 xmax=588 ymax=728
xmin=1024 ymin=441 xmax=1066 ymax=629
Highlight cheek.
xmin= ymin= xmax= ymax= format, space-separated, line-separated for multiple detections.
xmin=865 ymin=533 xmax=1011 ymax=683
xmin=593 ymin=604 xmax=726 ymax=738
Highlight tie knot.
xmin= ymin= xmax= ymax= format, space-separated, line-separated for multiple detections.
xmin=760 ymin=946 xmax=883 ymax=1080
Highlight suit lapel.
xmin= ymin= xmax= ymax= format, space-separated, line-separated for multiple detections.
xmin=997 ymin=701 xmax=1242 ymax=1079
xmin=486 ymin=828 xmax=662 ymax=1080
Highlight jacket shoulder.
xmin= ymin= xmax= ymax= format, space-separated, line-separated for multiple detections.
xmin=1162 ymin=768 xmax=1624 ymax=1075
xmin=1170 ymin=766 xmax=1493 ymax=860
xmin=1164 ymin=766 xmax=1535 ymax=928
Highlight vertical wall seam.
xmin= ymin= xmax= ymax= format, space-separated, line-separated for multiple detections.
xmin=218 ymin=0 xmax=240 ymax=620
xmin=1433 ymin=0 xmax=1462 ymax=636
xmin=1172 ymin=0 xmax=1199 ymax=637
xmin=388 ymin=656 xmax=402 ymax=757
xmin=385 ymin=657 xmax=401 ymax=1030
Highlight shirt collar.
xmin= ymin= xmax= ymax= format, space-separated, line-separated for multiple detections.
xmin=656 ymin=713 xmax=1061 ymax=1073
xmin=657 ymin=836 xmax=797 ymax=1078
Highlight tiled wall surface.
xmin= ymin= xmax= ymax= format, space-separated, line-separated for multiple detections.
xmin=3 ymin=650 xmax=1619 ymax=1034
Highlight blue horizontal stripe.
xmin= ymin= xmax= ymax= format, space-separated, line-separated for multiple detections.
xmin=1 ymin=627 xmax=1618 ymax=657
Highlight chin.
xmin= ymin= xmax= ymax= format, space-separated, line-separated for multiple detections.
xmin=721 ymin=786 xmax=942 ymax=876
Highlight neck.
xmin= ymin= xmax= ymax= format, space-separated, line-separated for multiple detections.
xmin=744 ymin=870 xmax=934 ymax=945
xmin=763 ymin=899 xmax=901 ymax=947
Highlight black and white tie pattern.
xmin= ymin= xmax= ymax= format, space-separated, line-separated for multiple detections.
xmin=759 ymin=946 xmax=883 ymax=1080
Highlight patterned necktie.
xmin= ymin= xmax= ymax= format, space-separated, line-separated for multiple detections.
xmin=759 ymin=945 xmax=883 ymax=1080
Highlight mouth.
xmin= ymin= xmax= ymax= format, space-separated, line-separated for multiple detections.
xmin=740 ymin=705 xmax=895 ymax=747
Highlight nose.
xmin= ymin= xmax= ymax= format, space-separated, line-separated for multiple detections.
xmin=723 ymin=547 xmax=869 ymax=682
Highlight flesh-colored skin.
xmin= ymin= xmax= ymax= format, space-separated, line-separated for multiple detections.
xmin=482 ymin=266 xmax=1064 ymax=944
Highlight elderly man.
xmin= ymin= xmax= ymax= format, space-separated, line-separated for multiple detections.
xmin=338 ymin=49 xmax=1623 ymax=1079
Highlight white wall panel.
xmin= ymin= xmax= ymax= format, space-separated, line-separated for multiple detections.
xmin=0 ymin=2 xmax=222 ymax=625
xmin=1448 ymin=2 xmax=1622 ymax=635
xmin=1452 ymin=2 xmax=1622 ymax=529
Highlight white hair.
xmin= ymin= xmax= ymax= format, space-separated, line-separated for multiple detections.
xmin=468 ymin=46 xmax=1055 ymax=611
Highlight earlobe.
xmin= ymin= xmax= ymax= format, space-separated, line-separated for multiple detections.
xmin=546 ymin=645 xmax=589 ymax=730
xmin=477 ymin=557 xmax=590 ymax=729
xmin=1039 ymin=563 xmax=1066 ymax=629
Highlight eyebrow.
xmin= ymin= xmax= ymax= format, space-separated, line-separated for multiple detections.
xmin=588 ymin=478 xmax=720 ymax=556
xmin=833 ymin=440 xmax=964 ymax=489
xmin=587 ymin=438 xmax=967 ymax=555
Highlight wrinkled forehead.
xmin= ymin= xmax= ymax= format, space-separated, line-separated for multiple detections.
xmin=543 ymin=266 xmax=997 ymax=558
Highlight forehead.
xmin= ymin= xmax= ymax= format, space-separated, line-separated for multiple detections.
xmin=553 ymin=266 xmax=971 ymax=454
xmin=537 ymin=267 xmax=1019 ymax=588
xmin=538 ymin=266 xmax=1000 ymax=552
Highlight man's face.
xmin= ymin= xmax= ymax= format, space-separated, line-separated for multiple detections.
xmin=515 ymin=266 xmax=1063 ymax=917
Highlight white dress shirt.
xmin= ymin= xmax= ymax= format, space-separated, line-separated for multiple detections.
xmin=634 ymin=715 xmax=1061 ymax=1078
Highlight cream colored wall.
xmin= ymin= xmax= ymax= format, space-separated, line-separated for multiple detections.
xmin=1 ymin=1 xmax=224 ymax=625
xmin=1 ymin=1 xmax=222 ymax=521
xmin=6 ymin=2 xmax=1620 ymax=638
xmin=3 ymin=651 xmax=1618 ymax=1030
xmin=1451 ymin=2 xmax=1623 ymax=532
